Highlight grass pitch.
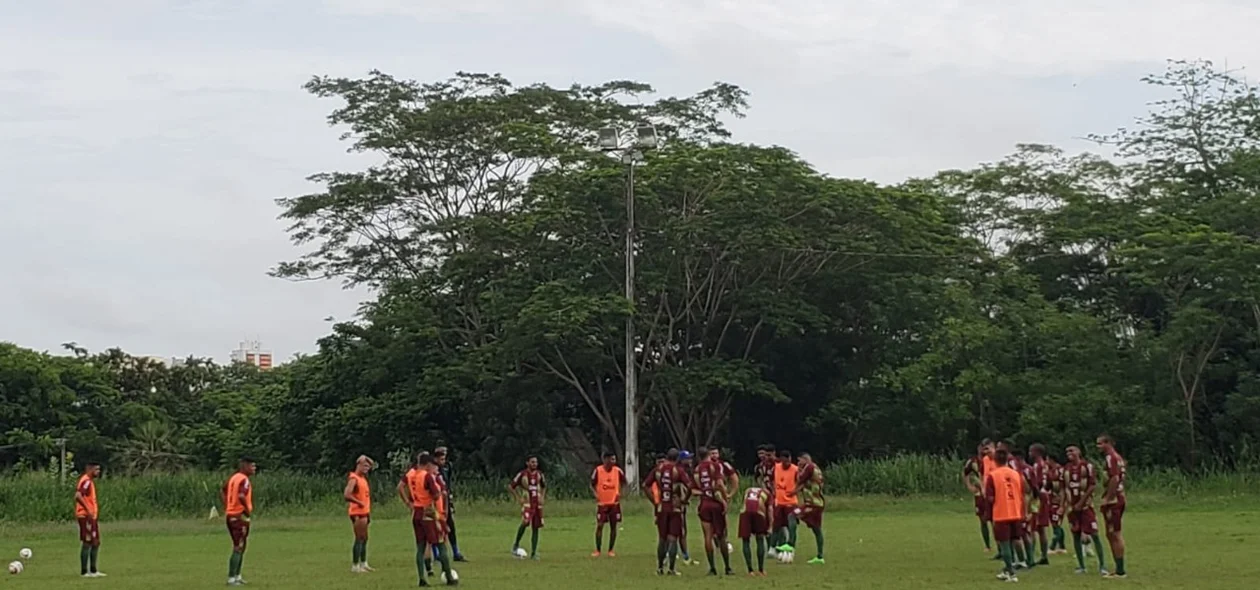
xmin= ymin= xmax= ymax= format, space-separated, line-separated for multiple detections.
xmin=2 ymin=497 xmax=1259 ymax=589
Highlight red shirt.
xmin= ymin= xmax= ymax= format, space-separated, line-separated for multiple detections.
xmin=510 ymin=469 xmax=546 ymax=507
xmin=755 ymin=458 xmax=776 ymax=490
xmin=1063 ymin=460 xmax=1096 ymax=510
xmin=1103 ymin=450 xmax=1127 ymax=505
xmin=644 ymin=462 xmax=694 ymax=513
xmin=693 ymin=460 xmax=725 ymax=501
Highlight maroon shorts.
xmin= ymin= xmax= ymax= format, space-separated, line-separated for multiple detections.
xmin=226 ymin=516 xmax=250 ymax=549
xmin=1068 ymin=508 xmax=1098 ymax=535
xmin=656 ymin=511 xmax=684 ymax=539
xmin=77 ymin=517 xmax=100 ymax=546
xmin=596 ymin=503 xmax=622 ymax=524
xmin=1049 ymin=505 xmax=1063 ymax=526
xmin=738 ymin=513 xmax=769 ymax=540
xmin=521 ymin=505 xmax=544 ymax=529
xmin=1102 ymin=501 xmax=1125 ymax=533
xmin=412 ymin=515 xmax=443 ymax=545
xmin=992 ymin=520 xmax=1022 ymax=542
xmin=794 ymin=506 xmax=823 ymax=529
xmin=1035 ymin=494 xmax=1052 ymax=528
xmin=773 ymin=505 xmax=796 ymax=528
xmin=974 ymin=495 xmax=992 ymax=521
xmin=697 ymin=499 xmax=727 ymax=538
xmin=349 ymin=514 xmax=371 ymax=524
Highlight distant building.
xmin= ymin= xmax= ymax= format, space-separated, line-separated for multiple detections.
xmin=229 ymin=340 xmax=273 ymax=370
xmin=136 ymin=355 xmax=177 ymax=368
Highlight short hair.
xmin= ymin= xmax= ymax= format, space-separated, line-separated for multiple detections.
xmin=434 ymin=446 xmax=448 ymax=457
xmin=239 ymin=456 xmax=256 ymax=465
xmin=1030 ymin=443 xmax=1046 ymax=457
xmin=416 ymin=452 xmax=434 ymax=466
xmin=655 ymin=453 xmax=667 ymax=461
xmin=994 ymin=449 xmax=1010 ymax=465
xmin=1098 ymin=434 xmax=1114 ymax=444
xmin=85 ymin=461 xmax=101 ymax=468
xmin=526 ymin=455 xmax=538 ymax=462
xmin=798 ymin=452 xmax=812 ymax=461
xmin=980 ymin=438 xmax=993 ymax=446
xmin=776 ymin=449 xmax=791 ymax=459
xmin=602 ymin=451 xmax=616 ymax=459
xmin=665 ymin=449 xmax=680 ymax=462
xmin=697 ymin=446 xmax=709 ymax=457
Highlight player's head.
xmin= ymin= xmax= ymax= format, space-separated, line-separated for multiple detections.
xmin=1029 ymin=443 xmax=1046 ymax=460
xmin=1066 ymin=445 xmax=1082 ymax=462
xmin=696 ymin=447 xmax=709 ymax=462
xmin=981 ymin=439 xmax=995 ymax=456
xmin=655 ymin=453 xmax=666 ymax=466
xmin=994 ymin=449 xmax=1010 ymax=466
xmin=679 ymin=450 xmax=693 ymax=465
xmin=665 ymin=448 xmax=680 ymax=463
xmin=602 ymin=452 xmax=616 ymax=467
xmin=525 ymin=456 xmax=539 ymax=470
xmin=85 ymin=462 xmax=102 ymax=478
xmin=238 ymin=456 xmax=257 ymax=476
xmin=1096 ymin=434 xmax=1114 ymax=452
xmin=355 ymin=454 xmax=375 ymax=473
xmin=417 ymin=452 xmax=434 ymax=469
xmin=434 ymin=446 xmax=449 ymax=466
xmin=776 ymin=449 xmax=791 ymax=464
xmin=797 ymin=452 xmax=812 ymax=466
xmin=708 ymin=447 xmax=721 ymax=462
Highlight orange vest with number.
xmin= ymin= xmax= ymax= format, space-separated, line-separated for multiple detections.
xmin=595 ymin=466 xmax=623 ymax=506
xmin=988 ymin=466 xmax=1026 ymax=523
xmin=348 ymin=472 xmax=371 ymax=516
xmin=75 ymin=475 xmax=98 ymax=518
xmin=774 ymin=463 xmax=799 ymax=506
xmin=407 ymin=468 xmax=434 ymax=509
xmin=225 ymin=473 xmax=253 ymax=516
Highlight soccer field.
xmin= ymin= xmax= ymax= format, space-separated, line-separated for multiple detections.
xmin=3 ymin=498 xmax=1259 ymax=589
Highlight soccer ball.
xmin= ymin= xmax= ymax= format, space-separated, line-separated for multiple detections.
xmin=18 ymin=548 xmax=31 ymax=560
xmin=8 ymin=561 xmax=22 ymax=575
xmin=440 ymin=569 xmax=459 ymax=583
xmin=727 ymin=542 xmax=734 ymax=554
xmin=513 ymin=547 xmax=528 ymax=559
xmin=777 ymin=551 xmax=794 ymax=564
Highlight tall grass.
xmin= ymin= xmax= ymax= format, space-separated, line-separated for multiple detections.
xmin=3 ymin=455 xmax=1256 ymax=523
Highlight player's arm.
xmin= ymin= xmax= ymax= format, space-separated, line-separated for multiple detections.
xmin=1103 ymin=457 xmax=1120 ymax=503
xmin=617 ymin=469 xmax=627 ymax=503
xmin=962 ymin=462 xmax=979 ymax=495
xmin=539 ymin=473 xmax=547 ymax=504
xmin=589 ymin=469 xmax=599 ymax=499
xmin=238 ymin=482 xmax=251 ymax=518
xmin=726 ymin=464 xmax=740 ymax=493
xmin=642 ymin=470 xmax=658 ymax=503
xmin=983 ymin=475 xmax=996 ymax=504
xmin=74 ymin=482 xmax=93 ymax=516
xmin=344 ymin=476 xmax=364 ymax=507
xmin=507 ymin=474 xmax=522 ymax=504
xmin=397 ymin=476 xmax=412 ymax=505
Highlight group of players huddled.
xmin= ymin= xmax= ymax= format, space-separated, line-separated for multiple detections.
xmin=586 ymin=444 xmax=826 ymax=577
xmin=963 ymin=434 xmax=1129 ymax=582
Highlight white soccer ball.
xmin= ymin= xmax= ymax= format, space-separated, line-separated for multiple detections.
xmin=778 ymin=551 xmax=794 ymax=564
xmin=18 ymin=548 xmax=31 ymax=560
xmin=8 ymin=561 xmax=22 ymax=575
xmin=513 ymin=547 xmax=528 ymax=559
xmin=727 ymin=542 xmax=734 ymax=554
xmin=441 ymin=569 xmax=459 ymax=583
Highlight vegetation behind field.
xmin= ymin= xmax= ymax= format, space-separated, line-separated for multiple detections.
xmin=4 ymin=454 xmax=1260 ymax=523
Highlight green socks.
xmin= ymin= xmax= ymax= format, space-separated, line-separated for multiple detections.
xmin=812 ymin=527 xmax=825 ymax=559
xmin=360 ymin=540 xmax=367 ymax=564
xmin=352 ymin=540 xmax=363 ymax=564
xmin=415 ymin=545 xmax=427 ymax=579
xmin=719 ymin=539 xmax=731 ymax=570
xmin=1116 ymin=557 xmax=1126 ymax=575
xmin=595 ymin=528 xmax=603 ymax=552
xmin=514 ymin=524 xmax=527 ymax=549
xmin=1090 ymin=534 xmax=1107 ymax=570
xmin=228 ymin=551 xmax=243 ymax=578
xmin=657 ymin=539 xmax=667 ymax=568
xmin=89 ymin=546 xmax=98 ymax=573
xmin=530 ymin=528 xmax=539 ymax=556
xmin=788 ymin=515 xmax=799 ymax=547
xmin=667 ymin=540 xmax=679 ymax=570
xmin=1073 ymin=534 xmax=1085 ymax=569
xmin=80 ymin=545 xmax=90 ymax=575
xmin=980 ymin=521 xmax=991 ymax=549
xmin=742 ymin=539 xmax=753 ymax=572
xmin=999 ymin=541 xmax=1014 ymax=573
xmin=434 ymin=544 xmax=453 ymax=576
xmin=609 ymin=527 xmax=618 ymax=552
xmin=1014 ymin=542 xmax=1026 ymax=564
xmin=755 ymin=537 xmax=766 ymax=572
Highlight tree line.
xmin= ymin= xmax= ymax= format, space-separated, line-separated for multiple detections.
xmin=2 ymin=60 xmax=1258 ymax=477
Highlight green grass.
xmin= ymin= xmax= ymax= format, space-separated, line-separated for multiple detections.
xmin=3 ymin=497 xmax=1260 ymax=588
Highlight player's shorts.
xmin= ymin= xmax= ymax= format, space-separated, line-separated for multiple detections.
xmin=794 ymin=505 xmax=823 ymax=529
xmin=226 ymin=516 xmax=250 ymax=549
xmin=1068 ymin=508 xmax=1099 ymax=535
xmin=1034 ymin=493 xmax=1051 ymax=529
xmin=521 ymin=504 xmax=544 ymax=529
xmin=772 ymin=505 xmax=797 ymax=528
xmin=412 ymin=513 xmax=444 ymax=545
xmin=596 ymin=503 xmax=622 ymax=524
xmin=656 ymin=511 xmax=684 ymax=539
xmin=697 ymin=499 xmax=727 ymax=538
xmin=349 ymin=514 xmax=371 ymax=524
xmin=974 ymin=495 xmax=992 ymax=521
xmin=738 ymin=512 xmax=769 ymax=540
xmin=77 ymin=517 xmax=100 ymax=545
xmin=992 ymin=520 xmax=1022 ymax=542
xmin=1049 ymin=504 xmax=1063 ymax=526
xmin=1102 ymin=500 xmax=1125 ymax=533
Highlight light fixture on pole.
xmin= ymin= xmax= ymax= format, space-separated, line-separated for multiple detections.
xmin=597 ymin=123 xmax=657 ymax=490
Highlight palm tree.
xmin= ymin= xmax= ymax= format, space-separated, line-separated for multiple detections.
xmin=119 ymin=421 xmax=189 ymax=474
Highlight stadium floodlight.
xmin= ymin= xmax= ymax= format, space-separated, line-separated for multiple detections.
xmin=598 ymin=127 xmax=620 ymax=151
xmin=634 ymin=124 xmax=658 ymax=149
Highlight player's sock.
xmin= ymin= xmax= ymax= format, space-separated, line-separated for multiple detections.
xmin=609 ymin=526 xmax=618 ymax=552
xmin=353 ymin=540 xmax=361 ymax=564
xmin=595 ymin=527 xmax=603 ymax=553
xmin=755 ymin=537 xmax=766 ymax=572
xmin=416 ymin=545 xmax=427 ymax=580
xmin=812 ymin=527 xmax=824 ymax=558
xmin=1072 ymin=534 xmax=1085 ymax=569
xmin=362 ymin=540 xmax=368 ymax=565
xmin=706 ymin=549 xmax=715 ymax=572
xmin=447 ymin=519 xmax=460 ymax=556
xmin=1013 ymin=541 xmax=1025 ymax=565
xmin=530 ymin=529 xmax=539 ymax=556
xmin=1040 ymin=533 xmax=1049 ymax=561
xmin=1023 ymin=539 xmax=1035 ymax=565
xmin=980 ymin=521 xmax=991 ymax=549
xmin=89 ymin=546 xmax=99 ymax=573
xmin=742 ymin=539 xmax=753 ymax=572
xmin=1090 ymin=534 xmax=1106 ymax=570
xmin=231 ymin=551 xmax=244 ymax=578
xmin=1115 ymin=557 xmax=1125 ymax=575
xmin=656 ymin=539 xmax=667 ymax=569
xmin=1054 ymin=527 xmax=1065 ymax=550
xmin=787 ymin=516 xmax=799 ymax=547
xmin=435 ymin=544 xmax=453 ymax=577
xmin=514 ymin=524 xmax=527 ymax=549
xmin=999 ymin=541 xmax=1013 ymax=573
xmin=719 ymin=538 xmax=731 ymax=571
xmin=667 ymin=539 xmax=679 ymax=571
xmin=80 ymin=545 xmax=90 ymax=575
xmin=425 ymin=557 xmax=433 ymax=573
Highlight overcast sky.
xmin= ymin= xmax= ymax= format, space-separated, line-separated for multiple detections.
xmin=3 ymin=0 xmax=1258 ymax=362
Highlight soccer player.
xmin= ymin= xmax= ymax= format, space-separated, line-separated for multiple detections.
xmin=677 ymin=450 xmax=696 ymax=565
xmin=794 ymin=452 xmax=825 ymax=564
xmin=963 ymin=444 xmax=993 ymax=552
xmin=590 ymin=452 xmax=627 ymax=557
xmin=693 ymin=449 xmax=733 ymax=575
xmin=999 ymin=441 xmax=1034 ymax=568
xmin=985 ymin=448 xmax=1030 ymax=582
xmin=754 ymin=444 xmax=777 ymax=491
xmin=707 ymin=447 xmax=740 ymax=495
xmin=223 ymin=457 xmax=256 ymax=587
xmin=1027 ymin=444 xmax=1052 ymax=565
xmin=772 ymin=449 xmax=799 ymax=553
xmin=1097 ymin=434 xmax=1128 ymax=578
xmin=74 ymin=462 xmax=105 ymax=578
xmin=1046 ymin=454 xmax=1068 ymax=554
xmin=643 ymin=448 xmax=694 ymax=576
xmin=345 ymin=455 xmax=376 ymax=573
xmin=738 ymin=485 xmax=773 ymax=576
xmin=1064 ymin=444 xmax=1108 ymax=575
xmin=434 ymin=447 xmax=467 ymax=562
xmin=401 ymin=452 xmax=455 ymax=586
xmin=509 ymin=456 xmax=546 ymax=560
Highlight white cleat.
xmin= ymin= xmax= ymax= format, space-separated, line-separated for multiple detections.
xmin=352 ymin=564 xmax=363 ymax=573
xmin=360 ymin=563 xmax=375 ymax=572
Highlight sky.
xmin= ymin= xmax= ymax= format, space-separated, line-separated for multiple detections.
xmin=3 ymin=0 xmax=1259 ymax=362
